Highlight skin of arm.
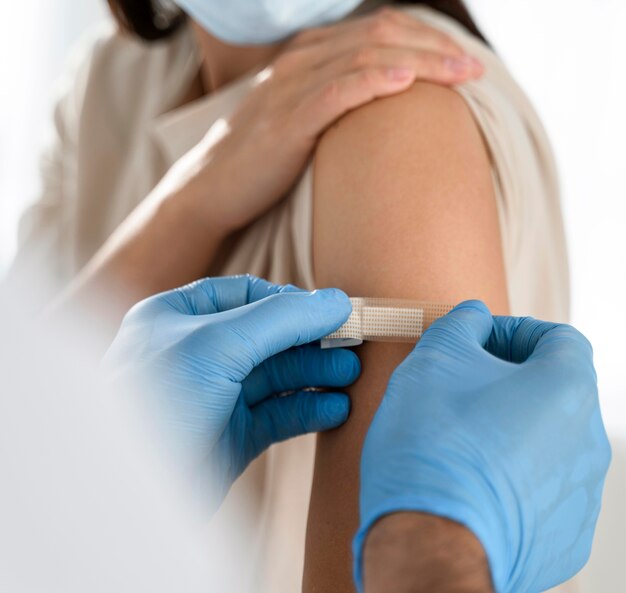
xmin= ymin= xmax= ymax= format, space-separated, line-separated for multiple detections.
xmin=58 ymin=171 xmax=233 ymax=332
xmin=303 ymin=81 xmax=510 ymax=592
xmin=363 ymin=513 xmax=493 ymax=593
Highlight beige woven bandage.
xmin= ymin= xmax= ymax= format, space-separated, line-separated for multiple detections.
xmin=321 ymin=298 xmax=454 ymax=349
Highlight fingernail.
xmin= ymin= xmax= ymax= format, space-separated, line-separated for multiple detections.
xmin=386 ymin=67 xmax=414 ymax=82
xmin=446 ymin=55 xmax=474 ymax=74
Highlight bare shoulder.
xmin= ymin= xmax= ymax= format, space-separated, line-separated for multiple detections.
xmin=316 ymin=80 xmax=483 ymax=160
xmin=312 ymin=81 xmax=509 ymax=314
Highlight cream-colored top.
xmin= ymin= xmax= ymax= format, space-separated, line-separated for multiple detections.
xmin=14 ymin=6 xmax=570 ymax=592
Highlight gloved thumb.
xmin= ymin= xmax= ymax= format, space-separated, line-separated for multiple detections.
xmin=223 ymin=288 xmax=352 ymax=368
xmin=415 ymin=299 xmax=494 ymax=356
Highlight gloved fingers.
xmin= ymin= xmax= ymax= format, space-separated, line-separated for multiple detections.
xmin=412 ymin=299 xmax=494 ymax=360
xmin=245 ymin=275 xmax=305 ymax=304
xmin=488 ymin=315 xmax=557 ymax=363
xmin=226 ymin=288 xmax=352 ymax=367
xmin=525 ymin=321 xmax=596 ymax=379
xmin=250 ymin=391 xmax=350 ymax=453
xmin=242 ymin=346 xmax=361 ymax=406
xmin=163 ymin=275 xmax=306 ymax=316
xmin=490 ymin=315 xmax=594 ymax=376
xmin=210 ymin=275 xmax=306 ymax=312
xmin=147 ymin=275 xmax=305 ymax=317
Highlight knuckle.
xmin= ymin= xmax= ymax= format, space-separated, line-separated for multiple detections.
xmin=318 ymin=79 xmax=342 ymax=107
xmin=447 ymin=40 xmax=465 ymax=55
xmin=367 ymin=17 xmax=396 ymax=43
xmin=358 ymin=68 xmax=379 ymax=89
xmin=432 ymin=54 xmax=450 ymax=77
xmin=352 ymin=46 xmax=378 ymax=68
xmin=564 ymin=323 xmax=593 ymax=351
xmin=272 ymin=51 xmax=299 ymax=75
xmin=423 ymin=27 xmax=457 ymax=50
xmin=557 ymin=323 xmax=595 ymax=362
xmin=433 ymin=54 xmax=450 ymax=76
xmin=415 ymin=53 xmax=441 ymax=77
xmin=439 ymin=36 xmax=462 ymax=54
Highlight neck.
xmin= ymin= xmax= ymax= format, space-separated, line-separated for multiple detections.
xmin=191 ymin=21 xmax=286 ymax=92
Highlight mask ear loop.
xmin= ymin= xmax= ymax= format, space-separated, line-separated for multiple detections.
xmin=320 ymin=298 xmax=454 ymax=349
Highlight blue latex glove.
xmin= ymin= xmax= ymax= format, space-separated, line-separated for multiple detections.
xmin=104 ymin=275 xmax=360 ymax=512
xmin=355 ymin=301 xmax=611 ymax=593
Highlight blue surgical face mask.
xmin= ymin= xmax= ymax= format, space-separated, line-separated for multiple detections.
xmin=175 ymin=0 xmax=365 ymax=45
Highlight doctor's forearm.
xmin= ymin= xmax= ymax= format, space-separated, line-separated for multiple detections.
xmin=54 ymin=187 xmax=230 ymax=336
xmin=363 ymin=513 xmax=494 ymax=593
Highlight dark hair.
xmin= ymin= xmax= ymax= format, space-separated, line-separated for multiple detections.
xmin=106 ymin=0 xmax=185 ymax=41
xmin=108 ymin=0 xmax=488 ymax=45
xmin=394 ymin=1 xmax=487 ymax=44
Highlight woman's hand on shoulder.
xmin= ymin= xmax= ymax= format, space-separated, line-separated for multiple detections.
xmin=167 ymin=7 xmax=484 ymax=235
xmin=56 ymin=9 xmax=485 ymax=339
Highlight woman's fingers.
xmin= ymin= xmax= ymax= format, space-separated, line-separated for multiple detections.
xmin=293 ymin=8 xmax=458 ymax=52
xmin=299 ymin=47 xmax=481 ymax=135
xmin=289 ymin=7 xmax=469 ymax=68
xmin=321 ymin=45 xmax=482 ymax=83
xmin=300 ymin=66 xmax=415 ymax=134
xmin=275 ymin=8 xmax=483 ymax=138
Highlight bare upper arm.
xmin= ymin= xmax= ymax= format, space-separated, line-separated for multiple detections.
xmin=303 ymin=82 xmax=510 ymax=592
xmin=312 ymin=80 xmax=509 ymax=310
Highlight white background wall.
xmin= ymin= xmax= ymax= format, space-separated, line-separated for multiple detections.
xmin=0 ymin=1 xmax=108 ymax=271
xmin=468 ymin=0 xmax=626 ymax=436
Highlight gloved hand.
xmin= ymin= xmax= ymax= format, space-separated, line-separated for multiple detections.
xmin=355 ymin=301 xmax=611 ymax=593
xmin=104 ymin=275 xmax=360 ymax=512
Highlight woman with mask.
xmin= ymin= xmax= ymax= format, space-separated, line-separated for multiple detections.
xmin=10 ymin=1 xmax=571 ymax=592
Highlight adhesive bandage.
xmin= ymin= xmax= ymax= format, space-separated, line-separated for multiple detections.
xmin=321 ymin=298 xmax=454 ymax=349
